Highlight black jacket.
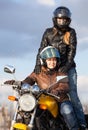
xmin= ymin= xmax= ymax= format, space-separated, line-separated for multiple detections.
xmin=34 ymin=27 xmax=77 ymax=73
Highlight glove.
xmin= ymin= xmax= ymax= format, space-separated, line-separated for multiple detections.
xmin=4 ymin=80 xmax=21 ymax=86
xmin=50 ymin=89 xmax=68 ymax=96
xmin=34 ymin=65 xmax=41 ymax=74
xmin=50 ymin=89 xmax=59 ymax=96
xmin=4 ymin=80 xmax=15 ymax=85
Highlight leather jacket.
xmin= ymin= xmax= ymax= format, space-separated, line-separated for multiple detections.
xmin=34 ymin=26 xmax=77 ymax=72
xmin=23 ymin=66 xmax=69 ymax=102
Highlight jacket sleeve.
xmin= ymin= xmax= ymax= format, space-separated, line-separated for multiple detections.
xmin=34 ymin=29 xmax=49 ymax=67
xmin=50 ymin=82 xmax=69 ymax=96
xmin=56 ymin=82 xmax=69 ymax=93
xmin=50 ymin=75 xmax=69 ymax=95
xmin=22 ymin=72 xmax=37 ymax=86
xmin=66 ymin=29 xmax=77 ymax=68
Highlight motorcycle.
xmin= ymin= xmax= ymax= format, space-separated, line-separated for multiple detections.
xmin=4 ymin=65 xmax=69 ymax=130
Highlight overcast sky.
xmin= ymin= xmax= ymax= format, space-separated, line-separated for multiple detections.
xmin=0 ymin=0 xmax=88 ymax=105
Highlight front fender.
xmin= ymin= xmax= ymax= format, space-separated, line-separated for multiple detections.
xmin=13 ymin=123 xmax=28 ymax=130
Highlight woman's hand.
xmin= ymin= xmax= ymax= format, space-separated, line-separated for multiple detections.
xmin=4 ymin=80 xmax=15 ymax=85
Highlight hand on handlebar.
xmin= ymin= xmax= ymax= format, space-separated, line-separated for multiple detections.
xmin=4 ymin=80 xmax=21 ymax=86
xmin=4 ymin=80 xmax=15 ymax=85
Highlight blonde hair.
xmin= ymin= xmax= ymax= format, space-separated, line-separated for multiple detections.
xmin=52 ymin=27 xmax=70 ymax=45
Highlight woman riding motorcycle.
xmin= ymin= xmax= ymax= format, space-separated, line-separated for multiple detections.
xmin=22 ymin=46 xmax=78 ymax=130
xmin=4 ymin=46 xmax=78 ymax=130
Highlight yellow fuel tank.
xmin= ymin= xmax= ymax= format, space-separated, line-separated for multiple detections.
xmin=38 ymin=94 xmax=58 ymax=118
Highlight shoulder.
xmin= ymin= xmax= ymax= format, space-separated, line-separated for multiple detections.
xmin=68 ymin=27 xmax=76 ymax=35
xmin=29 ymin=72 xmax=37 ymax=79
xmin=45 ymin=27 xmax=54 ymax=31
xmin=44 ymin=27 xmax=55 ymax=35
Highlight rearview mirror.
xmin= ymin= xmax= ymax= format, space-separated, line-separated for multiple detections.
xmin=4 ymin=65 xmax=15 ymax=74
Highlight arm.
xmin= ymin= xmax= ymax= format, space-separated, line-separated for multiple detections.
xmin=55 ymin=82 xmax=69 ymax=93
xmin=50 ymin=76 xmax=69 ymax=95
xmin=60 ymin=29 xmax=77 ymax=73
xmin=50 ymin=82 xmax=69 ymax=96
xmin=66 ymin=29 xmax=77 ymax=67
xmin=34 ymin=29 xmax=49 ymax=73
xmin=22 ymin=72 xmax=37 ymax=86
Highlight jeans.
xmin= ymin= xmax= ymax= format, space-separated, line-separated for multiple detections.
xmin=60 ymin=101 xmax=78 ymax=130
xmin=68 ymin=67 xmax=86 ymax=127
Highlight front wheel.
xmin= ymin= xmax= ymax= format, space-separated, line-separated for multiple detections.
xmin=34 ymin=111 xmax=69 ymax=130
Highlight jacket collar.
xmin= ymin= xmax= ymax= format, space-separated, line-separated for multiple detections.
xmin=41 ymin=66 xmax=57 ymax=75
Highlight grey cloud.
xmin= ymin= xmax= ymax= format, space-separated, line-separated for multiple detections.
xmin=0 ymin=0 xmax=54 ymax=58
xmin=0 ymin=0 xmax=88 ymax=58
xmin=0 ymin=30 xmax=40 ymax=58
xmin=56 ymin=0 xmax=88 ymax=28
xmin=77 ymin=37 xmax=88 ymax=52
xmin=0 ymin=0 xmax=53 ymax=34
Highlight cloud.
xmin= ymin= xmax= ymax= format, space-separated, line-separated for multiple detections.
xmin=37 ymin=0 xmax=55 ymax=6
xmin=0 ymin=0 xmax=53 ymax=33
xmin=0 ymin=29 xmax=39 ymax=58
xmin=77 ymin=37 xmax=88 ymax=52
xmin=77 ymin=75 xmax=88 ymax=103
xmin=0 ymin=0 xmax=88 ymax=61
xmin=78 ymin=75 xmax=88 ymax=89
xmin=0 ymin=0 xmax=53 ymax=58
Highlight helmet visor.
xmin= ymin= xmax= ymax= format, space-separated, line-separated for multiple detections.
xmin=40 ymin=46 xmax=60 ymax=59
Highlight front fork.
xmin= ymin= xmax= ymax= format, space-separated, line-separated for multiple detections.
xmin=10 ymin=104 xmax=19 ymax=130
xmin=28 ymin=108 xmax=37 ymax=130
xmin=10 ymin=105 xmax=37 ymax=130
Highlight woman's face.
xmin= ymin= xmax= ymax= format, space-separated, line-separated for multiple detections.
xmin=57 ymin=17 xmax=67 ymax=25
xmin=46 ymin=57 xmax=57 ymax=69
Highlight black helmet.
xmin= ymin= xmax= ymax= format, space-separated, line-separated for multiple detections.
xmin=53 ymin=6 xmax=71 ymax=29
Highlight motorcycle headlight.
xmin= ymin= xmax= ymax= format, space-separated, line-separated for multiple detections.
xmin=19 ymin=94 xmax=36 ymax=111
